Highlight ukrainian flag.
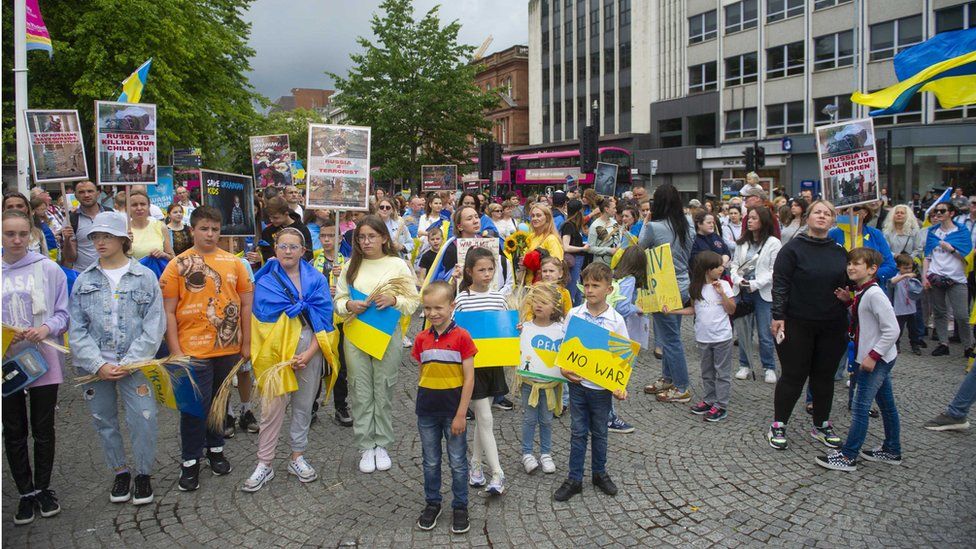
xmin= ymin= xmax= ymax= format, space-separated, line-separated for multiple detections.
xmin=344 ymin=287 xmax=401 ymax=360
xmin=118 ymin=58 xmax=153 ymax=104
xmin=836 ymin=214 xmax=864 ymax=250
xmin=454 ymin=310 xmax=520 ymax=368
xmin=852 ymin=28 xmax=976 ymax=116
xmin=142 ymin=362 xmax=205 ymax=417
xmin=252 ymin=259 xmax=339 ymax=398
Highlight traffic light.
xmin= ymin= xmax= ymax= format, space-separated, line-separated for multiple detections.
xmin=493 ymin=143 xmax=504 ymax=170
xmin=755 ymin=146 xmax=765 ymax=168
xmin=580 ymin=124 xmax=598 ymax=173
xmin=478 ymin=142 xmax=493 ymax=180
xmin=743 ymin=147 xmax=755 ymax=173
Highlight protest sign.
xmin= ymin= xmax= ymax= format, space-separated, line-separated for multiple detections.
xmin=816 ymin=118 xmax=879 ymax=209
xmin=456 ymin=237 xmax=501 ymax=291
xmin=637 ymin=244 xmax=683 ymax=313
xmin=307 ymin=124 xmax=371 ymax=211
xmin=554 ymin=316 xmax=638 ymax=393
xmin=249 ymin=134 xmax=292 ymax=188
xmin=200 ymin=169 xmax=255 ymax=237
xmin=517 ymin=321 xmax=566 ymax=382
xmin=720 ymin=178 xmax=745 ymax=200
xmin=24 ymin=109 xmax=88 ymax=183
xmin=344 ymin=287 xmax=400 ymax=359
xmin=421 ymin=165 xmax=458 ymax=192
xmin=147 ymin=166 xmax=175 ymax=214
xmin=95 ymin=101 xmax=157 ymax=185
xmin=454 ymin=310 xmax=520 ymax=368
xmin=594 ymin=162 xmax=618 ymax=197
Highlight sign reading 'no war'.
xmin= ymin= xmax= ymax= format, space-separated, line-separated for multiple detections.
xmin=554 ymin=316 xmax=639 ymax=393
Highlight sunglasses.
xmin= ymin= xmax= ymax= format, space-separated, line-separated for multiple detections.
xmin=934 ymin=208 xmax=949 ymax=214
xmin=378 ymin=205 xmax=392 ymax=210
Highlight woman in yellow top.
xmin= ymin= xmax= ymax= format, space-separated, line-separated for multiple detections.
xmin=333 ymin=216 xmax=419 ymax=475
xmin=128 ymin=189 xmax=174 ymax=261
xmin=523 ymin=203 xmax=564 ymax=284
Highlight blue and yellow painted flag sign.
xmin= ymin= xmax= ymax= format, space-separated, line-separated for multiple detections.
xmin=637 ymin=244 xmax=683 ymax=313
xmin=554 ymin=316 xmax=639 ymax=393
xmin=344 ymin=287 xmax=402 ymax=360
xmin=852 ymin=28 xmax=976 ymax=116
xmin=454 ymin=310 xmax=520 ymax=368
xmin=142 ymin=363 xmax=205 ymax=417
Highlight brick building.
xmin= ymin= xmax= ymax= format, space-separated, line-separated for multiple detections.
xmin=473 ymin=45 xmax=530 ymax=148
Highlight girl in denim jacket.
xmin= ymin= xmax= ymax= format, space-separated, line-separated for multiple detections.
xmin=68 ymin=212 xmax=165 ymax=506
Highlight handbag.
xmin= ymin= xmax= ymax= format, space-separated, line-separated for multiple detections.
xmin=730 ymin=296 xmax=755 ymax=320
xmin=2 ymin=347 xmax=49 ymax=397
xmin=927 ymin=273 xmax=956 ymax=290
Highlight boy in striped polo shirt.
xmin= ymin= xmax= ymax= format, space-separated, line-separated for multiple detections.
xmin=412 ymin=282 xmax=476 ymax=534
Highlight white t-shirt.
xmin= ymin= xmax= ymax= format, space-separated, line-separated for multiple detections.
xmin=929 ymin=226 xmax=967 ymax=283
xmin=517 ymin=321 xmax=566 ymax=382
xmin=99 ymin=264 xmax=129 ymax=363
xmin=693 ymin=280 xmax=734 ymax=343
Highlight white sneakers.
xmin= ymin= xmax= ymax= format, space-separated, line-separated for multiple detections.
xmin=522 ymin=454 xmax=539 ymax=474
xmin=374 ymin=447 xmax=392 ymax=471
xmin=735 ymin=367 xmax=751 ymax=380
xmin=764 ymin=369 xmax=778 ymax=384
xmin=486 ymin=474 xmax=505 ymax=495
xmin=469 ymin=464 xmax=486 ymax=487
xmin=288 ymin=456 xmax=317 ymax=483
xmin=241 ymin=463 xmax=274 ymax=492
xmin=539 ymin=454 xmax=556 ymax=474
xmin=359 ymin=447 xmax=376 ymax=473
xmin=736 ymin=367 xmax=777 ymax=383
xmin=402 ymin=336 xmax=413 ymax=348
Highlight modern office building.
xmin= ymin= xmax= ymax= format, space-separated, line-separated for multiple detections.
xmin=528 ymin=0 xmax=976 ymax=200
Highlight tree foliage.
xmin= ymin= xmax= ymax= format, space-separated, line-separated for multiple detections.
xmin=2 ymin=0 xmax=264 ymax=175
xmin=329 ymin=0 xmax=495 ymax=189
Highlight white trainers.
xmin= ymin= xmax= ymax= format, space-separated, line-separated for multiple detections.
xmin=241 ymin=463 xmax=274 ymax=492
xmin=486 ymin=474 xmax=505 ymax=495
xmin=468 ymin=464 xmax=486 ymax=487
xmin=374 ymin=447 xmax=392 ymax=471
xmin=522 ymin=454 xmax=539 ymax=474
xmin=359 ymin=447 xmax=376 ymax=473
xmin=288 ymin=456 xmax=318 ymax=483
xmin=764 ymin=369 xmax=777 ymax=384
xmin=402 ymin=336 xmax=413 ymax=348
xmin=735 ymin=367 xmax=751 ymax=380
xmin=539 ymin=454 xmax=556 ymax=474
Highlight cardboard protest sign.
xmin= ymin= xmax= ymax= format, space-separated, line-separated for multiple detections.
xmin=816 ymin=118 xmax=879 ymax=209
xmin=454 ymin=310 xmax=520 ymax=368
xmin=344 ymin=287 xmax=400 ymax=359
xmin=637 ymin=244 xmax=684 ymax=313
xmin=249 ymin=134 xmax=292 ymax=188
xmin=307 ymin=124 xmax=371 ymax=211
xmin=517 ymin=321 xmax=566 ymax=382
xmin=95 ymin=101 xmax=157 ymax=185
xmin=200 ymin=169 xmax=255 ymax=237
xmin=147 ymin=166 xmax=176 ymax=214
xmin=456 ymin=237 xmax=501 ymax=291
xmin=554 ymin=316 xmax=639 ymax=393
xmin=24 ymin=109 xmax=88 ymax=183
xmin=421 ymin=165 xmax=458 ymax=192
xmin=594 ymin=162 xmax=618 ymax=197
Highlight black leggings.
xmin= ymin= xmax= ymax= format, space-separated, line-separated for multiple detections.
xmin=774 ymin=317 xmax=848 ymax=425
xmin=2 ymin=384 xmax=59 ymax=495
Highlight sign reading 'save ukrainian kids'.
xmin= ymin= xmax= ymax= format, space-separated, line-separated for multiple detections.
xmin=554 ymin=316 xmax=639 ymax=393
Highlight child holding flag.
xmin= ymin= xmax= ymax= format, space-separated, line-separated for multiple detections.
xmin=554 ymin=263 xmax=628 ymax=502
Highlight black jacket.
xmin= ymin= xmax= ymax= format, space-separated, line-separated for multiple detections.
xmin=771 ymin=232 xmax=849 ymax=322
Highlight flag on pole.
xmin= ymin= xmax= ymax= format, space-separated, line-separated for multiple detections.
xmin=921 ymin=187 xmax=954 ymax=227
xmin=118 ymin=58 xmax=153 ymax=103
xmin=25 ymin=0 xmax=53 ymax=57
xmin=851 ymin=28 xmax=976 ymax=116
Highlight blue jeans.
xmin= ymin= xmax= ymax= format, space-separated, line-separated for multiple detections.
xmin=180 ymin=356 xmax=236 ymax=461
xmin=568 ymin=383 xmax=612 ymax=482
xmin=946 ymin=365 xmax=976 ymax=419
xmin=567 ymin=254 xmax=583 ymax=306
xmin=418 ymin=415 xmax=468 ymax=509
xmin=841 ymin=359 xmax=902 ymax=460
xmin=83 ymin=371 xmax=158 ymax=475
xmin=520 ymin=384 xmax=553 ymax=455
xmin=652 ymin=313 xmax=690 ymax=391
xmin=737 ymin=291 xmax=776 ymax=371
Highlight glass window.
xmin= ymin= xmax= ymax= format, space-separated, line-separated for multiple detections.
xmin=767 ymin=41 xmax=804 ymax=78
xmin=565 ymin=21 xmax=573 ymax=48
xmin=578 ymin=97 xmax=587 ymax=123
xmin=874 ymin=94 xmax=922 ymax=126
xmin=578 ymin=15 xmax=586 ymax=41
xmin=767 ymin=0 xmax=804 ymax=22
xmin=604 ymin=89 xmax=615 ymax=117
xmin=578 ymin=55 xmax=587 ymax=79
xmin=689 ymin=62 xmax=718 ymax=92
xmin=590 ymin=52 xmax=600 ymax=76
xmin=814 ymin=30 xmax=854 ymax=71
xmin=620 ymin=0 xmax=631 ymax=27
xmin=619 ymin=86 xmax=631 ymax=113
xmin=689 ymin=10 xmax=718 ymax=43
xmin=725 ymin=108 xmax=758 ymax=139
xmin=542 ymin=31 xmax=549 ymax=51
xmin=725 ymin=0 xmax=758 ymax=34
xmin=725 ymin=53 xmax=758 ymax=86
xmin=590 ymin=7 xmax=599 ymax=37
xmin=814 ymin=95 xmax=853 ymax=123
xmin=766 ymin=101 xmax=804 ymax=135
xmin=934 ymin=103 xmax=976 ymax=121
xmin=935 ymin=2 xmax=974 ymax=33
xmin=604 ymin=2 xmax=614 ymax=31
xmin=542 ymin=68 xmax=550 ymax=91
xmin=870 ymin=15 xmax=922 ymax=61
xmin=814 ymin=0 xmax=851 ymax=9
xmin=620 ymin=42 xmax=631 ymax=69
xmin=605 ymin=47 xmax=615 ymax=73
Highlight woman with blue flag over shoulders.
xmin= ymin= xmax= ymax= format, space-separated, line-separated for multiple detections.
xmin=921 ymin=200 xmax=974 ymax=358
xmin=242 ymin=228 xmax=338 ymax=492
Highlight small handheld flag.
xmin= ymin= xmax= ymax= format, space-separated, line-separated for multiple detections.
xmin=118 ymin=58 xmax=153 ymax=104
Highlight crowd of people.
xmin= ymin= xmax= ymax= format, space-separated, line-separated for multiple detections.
xmin=3 ymin=175 xmax=975 ymax=534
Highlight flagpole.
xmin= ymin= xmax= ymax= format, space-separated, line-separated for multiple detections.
xmin=14 ymin=0 xmax=30 ymax=194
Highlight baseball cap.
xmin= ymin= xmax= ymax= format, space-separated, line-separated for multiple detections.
xmin=79 ymin=211 xmax=130 ymax=240
xmin=740 ymin=185 xmax=768 ymax=199
xmin=552 ymin=190 xmax=567 ymax=207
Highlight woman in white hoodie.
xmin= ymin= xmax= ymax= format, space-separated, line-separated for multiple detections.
xmin=730 ymin=206 xmax=782 ymax=383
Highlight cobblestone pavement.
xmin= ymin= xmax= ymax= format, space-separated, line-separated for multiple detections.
xmin=4 ymin=315 xmax=975 ymax=548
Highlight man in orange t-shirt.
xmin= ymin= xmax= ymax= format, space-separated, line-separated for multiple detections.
xmin=160 ymin=206 xmax=253 ymax=492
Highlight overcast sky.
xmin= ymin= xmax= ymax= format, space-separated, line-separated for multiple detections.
xmin=244 ymin=0 xmax=528 ymax=102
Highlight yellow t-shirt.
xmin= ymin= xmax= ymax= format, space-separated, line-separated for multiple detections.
xmin=131 ymin=218 xmax=165 ymax=260
xmin=526 ymin=232 xmax=564 ymax=284
xmin=160 ymin=247 xmax=254 ymax=358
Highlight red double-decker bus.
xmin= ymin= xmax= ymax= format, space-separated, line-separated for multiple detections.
xmin=462 ymin=147 xmax=632 ymax=198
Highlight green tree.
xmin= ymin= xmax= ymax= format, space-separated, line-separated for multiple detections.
xmin=2 ymin=0 xmax=263 ymax=175
xmin=329 ymin=0 xmax=496 ymax=190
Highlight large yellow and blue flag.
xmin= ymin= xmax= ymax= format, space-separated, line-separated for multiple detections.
xmin=118 ymin=58 xmax=153 ymax=104
xmin=344 ymin=287 xmax=401 ymax=360
xmin=251 ymin=258 xmax=338 ymax=398
xmin=852 ymin=28 xmax=976 ymax=115
xmin=454 ymin=310 xmax=520 ymax=368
